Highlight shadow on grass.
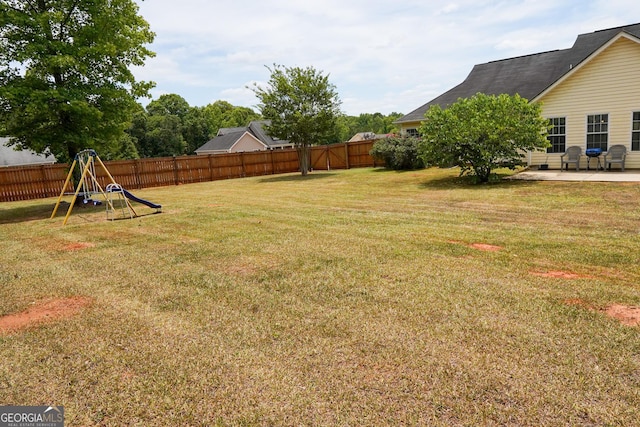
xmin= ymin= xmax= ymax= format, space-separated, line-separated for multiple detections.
xmin=258 ymin=172 xmax=338 ymax=183
xmin=0 ymin=202 xmax=60 ymax=224
xmin=0 ymin=200 xmax=128 ymax=225
xmin=418 ymin=172 xmax=536 ymax=190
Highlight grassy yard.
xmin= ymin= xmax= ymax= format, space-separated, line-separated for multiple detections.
xmin=1 ymin=167 xmax=639 ymax=426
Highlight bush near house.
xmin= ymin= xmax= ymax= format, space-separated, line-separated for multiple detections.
xmin=370 ymin=135 xmax=425 ymax=170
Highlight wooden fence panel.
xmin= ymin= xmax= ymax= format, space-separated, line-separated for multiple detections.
xmin=175 ymin=155 xmax=211 ymax=185
xmin=0 ymin=141 xmax=378 ymax=202
xmin=96 ymin=159 xmax=138 ymax=189
xmin=327 ymin=143 xmax=349 ymax=169
xmin=211 ymin=153 xmax=244 ymax=180
xmin=272 ymin=149 xmax=300 ymax=174
xmin=243 ymin=151 xmax=274 ymax=177
xmin=347 ymin=140 xmax=376 ymax=168
xmin=311 ymin=146 xmax=329 ymax=171
xmin=0 ymin=164 xmax=68 ymax=201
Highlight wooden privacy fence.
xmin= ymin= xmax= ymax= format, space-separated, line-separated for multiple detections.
xmin=0 ymin=140 xmax=382 ymax=202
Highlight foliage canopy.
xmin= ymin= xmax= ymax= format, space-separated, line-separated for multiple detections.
xmin=418 ymin=93 xmax=550 ymax=183
xmin=251 ymin=64 xmax=341 ymax=175
xmin=0 ymin=0 xmax=155 ymax=162
xmin=370 ymin=136 xmax=425 ymax=170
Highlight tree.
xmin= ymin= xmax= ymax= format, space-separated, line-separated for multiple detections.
xmin=418 ymin=93 xmax=550 ymax=183
xmin=133 ymin=114 xmax=185 ymax=158
xmin=251 ymin=64 xmax=341 ymax=175
xmin=370 ymin=135 xmax=425 ymax=170
xmin=146 ymin=93 xmax=190 ymax=119
xmin=0 ymin=0 xmax=155 ymax=163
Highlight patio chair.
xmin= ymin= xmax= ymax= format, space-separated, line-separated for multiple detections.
xmin=560 ymin=146 xmax=582 ymax=171
xmin=603 ymin=144 xmax=627 ymax=171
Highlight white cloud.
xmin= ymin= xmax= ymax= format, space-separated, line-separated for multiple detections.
xmin=132 ymin=0 xmax=640 ymax=115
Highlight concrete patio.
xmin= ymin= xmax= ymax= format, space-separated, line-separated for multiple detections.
xmin=509 ymin=169 xmax=640 ymax=182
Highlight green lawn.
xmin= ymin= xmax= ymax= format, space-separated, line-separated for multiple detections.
xmin=1 ymin=167 xmax=639 ymax=426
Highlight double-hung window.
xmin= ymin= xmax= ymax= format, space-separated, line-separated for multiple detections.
xmin=586 ymin=114 xmax=608 ymax=151
xmin=632 ymin=112 xmax=640 ymax=151
xmin=547 ymin=117 xmax=566 ymax=153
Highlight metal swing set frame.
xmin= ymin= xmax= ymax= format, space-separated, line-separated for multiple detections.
xmin=51 ymin=149 xmax=137 ymax=225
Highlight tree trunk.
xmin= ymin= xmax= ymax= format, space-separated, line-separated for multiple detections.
xmin=297 ymin=144 xmax=310 ymax=176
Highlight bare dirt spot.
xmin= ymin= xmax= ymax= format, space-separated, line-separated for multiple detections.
xmin=562 ymin=299 xmax=640 ymax=327
xmin=62 ymin=242 xmax=95 ymax=251
xmin=0 ymin=296 xmax=93 ymax=335
xmin=603 ymin=305 xmax=640 ymax=327
xmin=448 ymin=240 xmax=503 ymax=252
xmin=531 ymin=270 xmax=593 ymax=279
xmin=469 ymin=243 xmax=502 ymax=252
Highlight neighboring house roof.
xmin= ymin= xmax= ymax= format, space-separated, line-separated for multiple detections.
xmin=196 ymin=131 xmax=260 ymax=153
xmin=195 ymin=120 xmax=292 ymax=154
xmin=348 ymin=132 xmax=390 ymax=142
xmin=396 ymin=23 xmax=640 ymax=124
xmin=0 ymin=137 xmax=56 ymax=167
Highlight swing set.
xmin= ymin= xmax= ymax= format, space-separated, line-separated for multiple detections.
xmin=51 ymin=149 xmax=161 ymax=225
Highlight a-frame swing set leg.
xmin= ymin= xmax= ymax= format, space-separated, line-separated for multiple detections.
xmin=50 ymin=150 xmax=123 ymax=225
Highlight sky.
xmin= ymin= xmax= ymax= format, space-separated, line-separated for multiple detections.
xmin=132 ymin=0 xmax=640 ymax=116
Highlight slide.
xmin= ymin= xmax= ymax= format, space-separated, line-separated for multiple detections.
xmin=121 ymin=189 xmax=162 ymax=210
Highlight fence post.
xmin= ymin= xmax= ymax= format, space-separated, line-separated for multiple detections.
xmin=173 ymin=156 xmax=179 ymax=185
xmin=240 ymin=152 xmax=246 ymax=177
xmin=344 ymin=143 xmax=350 ymax=169
xmin=208 ymin=154 xmax=214 ymax=181
xmin=270 ymin=150 xmax=276 ymax=174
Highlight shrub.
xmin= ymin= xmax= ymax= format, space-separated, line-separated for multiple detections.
xmin=370 ymin=136 xmax=425 ymax=170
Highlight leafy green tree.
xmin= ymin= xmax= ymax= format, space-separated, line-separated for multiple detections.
xmin=370 ymin=136 xmax=425 ymax=170
xmin=333 ymin=112 xmax=403 ymax=143
xmin=137 ymin=115 xmax=186 ymax=158
xmin=146 ymin=93 xmax=190 ymax=119
xmin=182 ymin=106 xmax=211 ymax=154
xmin=203 ymin=100 xmax=261 ymax=134
xmin=418 ymin=93 xmax=550 ymax=183
xmin=251 ymin=64 xmax=341 ymax=175
xmin=0 ymin=0 xmax=155 ymax=163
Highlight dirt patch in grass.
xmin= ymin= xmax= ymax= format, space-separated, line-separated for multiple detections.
xmin=470 ymin=243 xmax=502 ymax=251
xmin=62 ymin=242 xmax=95 ymax=251
xmin=603 ymin=305 xmax=640 ymax=326
xmin=531 ymin=270 xmax=593 ymax=279
xmin=448 ymin=240 xmax=503 ymax=251
xmin=0 ymin=296 xmax=93 ymax=335
xmin=563 ymin=299 xmax=640 ymax=327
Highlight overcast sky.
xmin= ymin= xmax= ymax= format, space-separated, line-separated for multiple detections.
xmin=132 ymin=0 xmax=639 ymax=116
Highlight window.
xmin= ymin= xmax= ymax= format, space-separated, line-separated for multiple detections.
xmin=586 ymin=114 xmax=608 ymax=150
xmin=547 ymin=117 xmax=566 ymax=153
xmin=405 ymin=128 xmax=420 ymax=138
xmin=633 ymin=112 xmax=640 ymax=151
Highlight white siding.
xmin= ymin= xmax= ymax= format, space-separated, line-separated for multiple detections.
xmin=533 ymin=36 xmax=640 ymax=169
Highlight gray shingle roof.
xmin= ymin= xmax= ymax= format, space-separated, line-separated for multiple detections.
xmin=1 ymin=137 xmax=56 ymax=167
xmin=396 ymin=23 xmax=640 ymax=124
xmin=195 ymin=131 xmax=248 ymax=152
xmin=195 ymin=120 xmax=291 ymax=153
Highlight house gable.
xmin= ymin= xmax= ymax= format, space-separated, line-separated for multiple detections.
xmin=534 ymin=32 xmax=640 ymax=102
xmin=229 ymin=132 xmax=269 ymax=152
xmin=195 ymin=131 xmax=267 ymax=155
xmin=396 ymin=23 xmax=640 ymax=130
xmin=195 ymin=120 xmax=293 ymax=155
xmin=529 ymin=32 xmax=640 ymax=169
